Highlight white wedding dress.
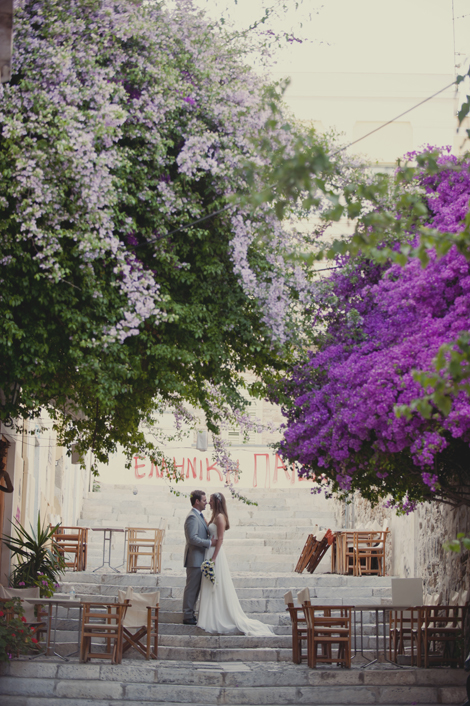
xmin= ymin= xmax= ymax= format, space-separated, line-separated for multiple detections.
xmin=197 ymin=523 xmax=274 ymax=636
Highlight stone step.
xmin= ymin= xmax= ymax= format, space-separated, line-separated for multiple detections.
xmin=83 ymin=560 xmax=301 ymax=573
xmin=78 ymin=498 xmax=333 ymax=522
xmin=85 ymin=486 xmax=331 ymax=500
xmin=158 ymin=646 xmax=291 ymax=662
xmin=79 ymin=516 xmax=335 ymax=530
xmin=79 ymin=503 xmax=334 ymax=515
xmin=83 ymin=540 xmax=317 ymax=556
xmin=77 ymin=521 xmax=334 ymax=540
xmin=58 ymin=579 xmax=389 ymax=602
xmin=83 ymin=545 xmax=281 ymax=558
xmin=60 ymin=570 xmax=393 ymax=588
xmin=159 ymin=634 xmax=291 ymax=648
xmin=47 ymin=610 xmax=383 ymax=636
xmin=81 ymin=556 xmax=324 ymax=575
xmin=0 ymin=659 xmax=466 ymax=704
xmin=84 ymin=534 xmax=270 ymax=545
xmin=156 ymin=633 xmax=383 ymax=652
xmin=38 ymin=630 xmax=388 ymax=661
xmin=0 ymin=695 xmax=454 ymax=706
xmin=58 ymin=592 xmax=388 ymax=613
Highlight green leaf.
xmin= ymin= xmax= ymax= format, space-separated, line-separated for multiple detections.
xmin=443 ymin=539 xmax=461 ymax=553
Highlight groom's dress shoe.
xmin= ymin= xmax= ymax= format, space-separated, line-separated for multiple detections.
xmin=183 ymin=617 xmax=197 ymax=625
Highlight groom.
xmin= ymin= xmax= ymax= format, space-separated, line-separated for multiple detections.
xmin=182 ymin=489 xmax=216 ymax=625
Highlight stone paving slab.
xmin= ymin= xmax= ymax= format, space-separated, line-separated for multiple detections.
xmin=1 ymin=659 xmax=466 ymax=705
xmin=0 ymin=695 xmax=452 ymax=706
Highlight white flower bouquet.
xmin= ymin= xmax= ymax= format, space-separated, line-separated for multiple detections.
xmin=201 ymin=559 xmax=216 ymax=584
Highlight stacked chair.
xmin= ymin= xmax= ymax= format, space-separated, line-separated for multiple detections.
xmin=295 ymin=526 xmax=334 ymax=574
xmin=331 ymin=520 xmax=389 ymax=576
xmin=126 ymin=521 xmax=167 ymax=574
xmin=51 ymin=526 xmax=88 ymax=572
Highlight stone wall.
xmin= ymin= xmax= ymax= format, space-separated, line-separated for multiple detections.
xmin=333 ymin=493 xmax=470 ymax=602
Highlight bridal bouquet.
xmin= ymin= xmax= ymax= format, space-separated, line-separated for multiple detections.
xmin=201 ymin=559 xmax=216 ymax=585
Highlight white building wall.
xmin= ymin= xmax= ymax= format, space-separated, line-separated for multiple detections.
xmin=0 ymin=415 xmax=90 ymax=585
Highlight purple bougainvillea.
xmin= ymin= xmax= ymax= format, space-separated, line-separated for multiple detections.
xmin=276 ymin=150 xmax=470 ymax=509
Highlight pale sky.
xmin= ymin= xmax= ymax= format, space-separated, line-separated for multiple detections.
xmin=192 ymin=0 xmax=469 ymax=77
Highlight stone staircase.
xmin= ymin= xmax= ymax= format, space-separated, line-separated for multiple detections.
xmin=53 ymin=571 xmax=392 ymax=660
xmin=77 ymin=484 xmax=337 ymax=574
xmin=0 ymin=485 xmax=467 ymax=704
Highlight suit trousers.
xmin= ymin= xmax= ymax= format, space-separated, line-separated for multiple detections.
xmin=183 ymin=566 xmax=203 ymax=619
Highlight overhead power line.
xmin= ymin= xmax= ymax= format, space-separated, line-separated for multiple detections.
xmin=334 ymin=80 xmax=456 ymax=155
xmin=132 ymin=77 xmax=458 ymax=248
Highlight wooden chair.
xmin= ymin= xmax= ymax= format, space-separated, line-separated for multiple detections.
xmin=52 ymin=526 xmax=88 ymax=571
xmin=307 ymin=530 xmax=334 ymax=573
xmin=354 ymin=530 xmax=388 ymax=576
xmin=79 ymin=602 xmax=128 ymax=664
xmin=295 ymin=535 xmax=316 ymax=573
xmin=79 ymin=527 xmax=88 ymax=571
xmin=389 ymin=607 xmax=420 ymax=665
xmin=330 ymin=533 xmax=338 ymax=573
xmin=302 ymin=604 xmax=353 ymax=668
xmin=295 ymin=530 xmax=333 ymax=574
xmin=414 ymin=605 xmax=466 ymax=668
xmin=284 ymin=590 xmax=308 ymax=663
xmin=334 ymin=531 xmax=356 ymax=574
xmin=118 ymin=587 xmax=159 ymax=659
xmin=126 ymin=525 xmax=166 ymax=574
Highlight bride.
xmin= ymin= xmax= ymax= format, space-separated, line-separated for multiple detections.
xmin=197 ymin=492 xmax=274 ymax=636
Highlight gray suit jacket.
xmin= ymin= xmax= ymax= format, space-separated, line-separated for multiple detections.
xmin=184 ymin=508 xmax=210 ymax=568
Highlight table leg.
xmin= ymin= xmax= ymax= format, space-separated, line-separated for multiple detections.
xmin=380 ymin=609 xmax=405 ymax=668
xmin=352 ymin=609 xmax=369 ymax=662
xmin=61 ymin=603 xmax=83 ymax=659
xmin=106 ymin=530 xmax=122 ymax=572
xmin=93 ymin=529 xmax=108 ymax=572
xmin=360 ymin=609 xmax=407 ymax=669
xmin=116 ymin=528 xmax=128 ymax=569
xmin=47 ymin=601 xmax=69 ymax=662
xmin=93 ymin=530 xmax=120 ymax=573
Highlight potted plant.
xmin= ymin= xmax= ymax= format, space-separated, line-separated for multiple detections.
xmin=2 ymin=513 xmax=65 ymax=597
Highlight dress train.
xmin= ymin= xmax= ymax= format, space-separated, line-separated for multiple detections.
xmin=198 ymin=523 xmax=274 ymax=636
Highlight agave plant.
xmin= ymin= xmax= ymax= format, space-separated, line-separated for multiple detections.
xmin=2 ymin=513 xmax=65 ymax=594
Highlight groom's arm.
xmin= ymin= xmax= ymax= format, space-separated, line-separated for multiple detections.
xmin=185 ymin=513 xmax=211 ymax=549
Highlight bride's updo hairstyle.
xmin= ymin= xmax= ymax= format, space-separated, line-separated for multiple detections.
xmin=210 ymin=492 xmax=230 ymax=530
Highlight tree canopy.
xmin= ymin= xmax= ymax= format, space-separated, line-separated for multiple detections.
xmin=0 ymin=0 xmax=341 ymax=466
xmin=274 ymin=149 xmax=470 ymax=510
